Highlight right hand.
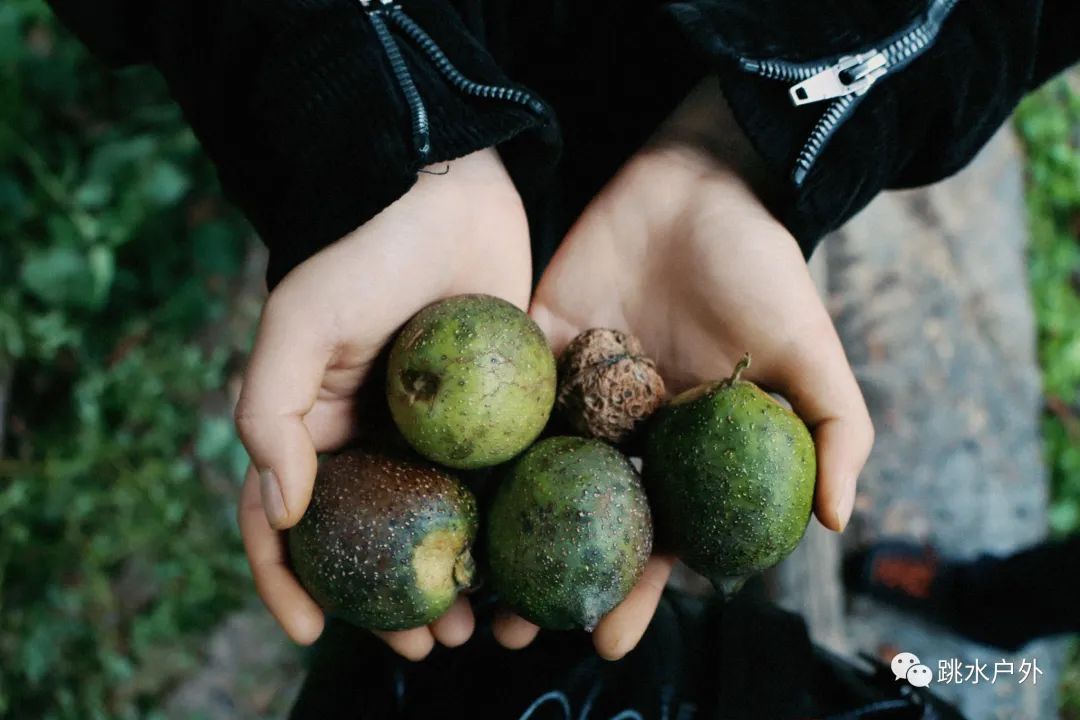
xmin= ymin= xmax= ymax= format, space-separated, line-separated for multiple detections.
xmin=508 ymin=80 xmax=874 ymax=661
xmin=234 ymin=148 xmax=532 ymax=660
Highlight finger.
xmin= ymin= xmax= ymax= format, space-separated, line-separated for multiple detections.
xmin=235 ymin=293 xmax=335 ymax=530
xmin=302 ymin=397 xmax=359 ymax=453
xmin=430 ymin=595 xmax=475 ymax=648
xmin=374 ymin=627 xmax=436 ymax=661
xmin=239 ymin=466 xmax=325 ymax=644
xmin=492 ymin=612 xmax=540 ymax=650
xmin=592 ymin=555 xmax=675 ymax=661
xmin=770 ymin=323 xmax=874 ymax=533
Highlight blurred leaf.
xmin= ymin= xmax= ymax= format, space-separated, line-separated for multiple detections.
xmin=142 ymin=160 xmax=189 ymax=205
xmin=73 ymin=177 xmax=111 ymax=209
xmin=0 ymin=173 xmax=29 ymax=220
xmin=87 ymin=245 xmax=114 ymax=306
xmin=194 ymin=416 xmax=236 ymax=461
xmin=192 ymin=220 xmax=244 ymax=277
xmin=20 ymin=245 xmax=97 ymax=309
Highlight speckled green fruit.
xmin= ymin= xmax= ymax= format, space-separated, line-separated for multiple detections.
xmin=643 ymin=355 xmax=815 ymax=586
xmin=386 ymin=294 xmax=557 ymax=469
xmin=288 ymin=447 xmax=477 ymax=631
xmin=487 ymin=436 xmax=653 ymax=630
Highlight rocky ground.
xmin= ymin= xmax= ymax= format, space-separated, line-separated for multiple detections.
xmin=779 ymin=127 xmax=1063 ymax=719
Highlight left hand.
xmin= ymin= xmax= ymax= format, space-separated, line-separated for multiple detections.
xmin=234 ymin=148 xmax=533 ymax=659
xmin=494 ymin=80 xmax=874 ymax=660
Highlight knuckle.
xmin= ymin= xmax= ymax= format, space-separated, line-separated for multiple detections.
xmin=233 ymin=404 xmax=261 ymax=443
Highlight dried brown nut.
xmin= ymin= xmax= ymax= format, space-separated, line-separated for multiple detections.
xmin=556 ymin=328 xmax=666 ymax=444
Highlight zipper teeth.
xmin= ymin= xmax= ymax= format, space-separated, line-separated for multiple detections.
xmin=883 ymin=0 xmax=959 ymax=67
xmin=741 ymin=0 xmax=961 ymax=82
xmin=740 ymin=58 xmax=830 ymax=83
xmin=368 ymin=11 xmax=431 ymax=161
xmin=386 ymin=7 xmax=549 ymax=117
xmin=882 ymin=22 xmax=931 ymax=65
xmin=792 ymin=94 xmax=859 ymax=185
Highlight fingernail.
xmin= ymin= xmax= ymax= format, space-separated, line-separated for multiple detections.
xmin=260 ymin=468 xmax=288 ymax=529
xmin=834 ymin=476 xmax=857 ymax=532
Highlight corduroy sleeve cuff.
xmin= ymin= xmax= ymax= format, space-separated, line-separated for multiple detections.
xmin=663 ymin=0 xmax=1042 ymax=258
xmin=146 ymin=0 xmax=555 ymax=287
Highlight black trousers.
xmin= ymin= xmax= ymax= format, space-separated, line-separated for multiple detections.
xmin=288 ymin=588 xmax=966 ymax=720
xmin=935 ymin=534 xmax=1080 ymax=651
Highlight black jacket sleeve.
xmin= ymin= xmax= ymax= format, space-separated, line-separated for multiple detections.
xmin=46 ymin=0 xmax=555 ymax=287
xmin=664 ymin=0 xmax=1080 ymax=257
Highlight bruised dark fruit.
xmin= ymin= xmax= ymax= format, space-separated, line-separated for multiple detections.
xmin=288 ymin=447 xmax=478 ymax=631
xmin=487 ymin=436 xmax=653 ymax=630
xmin=557 ymin=328 xmax=666 ymax=444
xmin=387 ymin=294 xmax=557 ymax=469
xmin=643 ymin=354 xmax=815 ymax=591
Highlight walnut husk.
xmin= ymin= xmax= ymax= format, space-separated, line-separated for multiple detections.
xmin=556 ymin=329 xmax=666 ymax=444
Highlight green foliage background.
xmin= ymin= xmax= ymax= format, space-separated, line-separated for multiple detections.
xmin=1 ymin=1 xmax=255 ymax=717
xmin=1016 ymin=80 xmax=1080 ymax=539
xmin=1 ymin=0 xmax=1078 ymax=717
xmin=1016 ymin=77 xmax=1080 ymax=718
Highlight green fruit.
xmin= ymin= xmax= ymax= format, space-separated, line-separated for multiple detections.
xmin=386 ymin=294 xmax=557 ymax=469
xmin=487 ymin=436 xmax=653 ymax=630
xmin=288 ymin=447 xmax=477 ymax=631
xmin=643 ymin=355 xmax=816 ymax=588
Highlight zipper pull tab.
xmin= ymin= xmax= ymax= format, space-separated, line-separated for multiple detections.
xmin=788 ymin=50 xmax=887 ymax=106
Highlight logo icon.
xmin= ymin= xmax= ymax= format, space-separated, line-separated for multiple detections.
xmin=906 ymin=664 xmax=933 ymax=687
xmin=891 ymin=652 xmax=932 ymax=687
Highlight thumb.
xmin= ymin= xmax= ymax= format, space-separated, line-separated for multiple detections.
xmin=771 ymin=326 xmax=874 ymax=533
xmin=234 ymin=295 xmax=332 ymax=530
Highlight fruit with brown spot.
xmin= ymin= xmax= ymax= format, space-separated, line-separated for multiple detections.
xmin=288 ymin=447 xmax=478 ymax=631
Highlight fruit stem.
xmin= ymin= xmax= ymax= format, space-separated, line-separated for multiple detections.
xmin=724 ymin=353 xmax=752 ymax=387
xmin=711 ymin=574 xmax=748 ymax=600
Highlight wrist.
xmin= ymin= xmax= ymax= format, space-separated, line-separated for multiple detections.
xmin=650 ymin=77 xmax=779 ymax=202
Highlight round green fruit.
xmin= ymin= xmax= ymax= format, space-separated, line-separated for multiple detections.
xmin=386 ymin=294 xmax=557 ymax=469
xmin=288 ymin=447 xmax=477 ymax=631
xmin=487 ymin=436 xmax=653 ymax=630
xmin=643 ymin=355 xmax=816 ymax=588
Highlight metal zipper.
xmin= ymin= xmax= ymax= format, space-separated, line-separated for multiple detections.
xmin=359 ymin=0 xmax=549 ymax=165
xmin=384 ymin=7 xmax=549 ymax=117
xmin=736 ymin=0 xmax=960 ymax=185
xmin=366 ymin=7 xmax=432 ymax=162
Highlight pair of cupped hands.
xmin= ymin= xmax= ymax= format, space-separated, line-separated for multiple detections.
xmin=234 ymin=80 xmax=874 ymax=662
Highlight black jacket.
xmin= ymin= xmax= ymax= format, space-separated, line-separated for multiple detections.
xmin=46 ymin=0 xmax=1080 ymax=286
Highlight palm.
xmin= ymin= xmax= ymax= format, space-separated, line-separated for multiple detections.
xmin=524 ymin=145 xmax=872 ymax=660
xmin=533 ymin=148 xmax=824 ymax=393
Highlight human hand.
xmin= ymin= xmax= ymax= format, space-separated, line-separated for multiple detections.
xmin=235 ymin=148 xmax=532 ymax=660
xmin=499 ymin=80 xmax=874 ymax=660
